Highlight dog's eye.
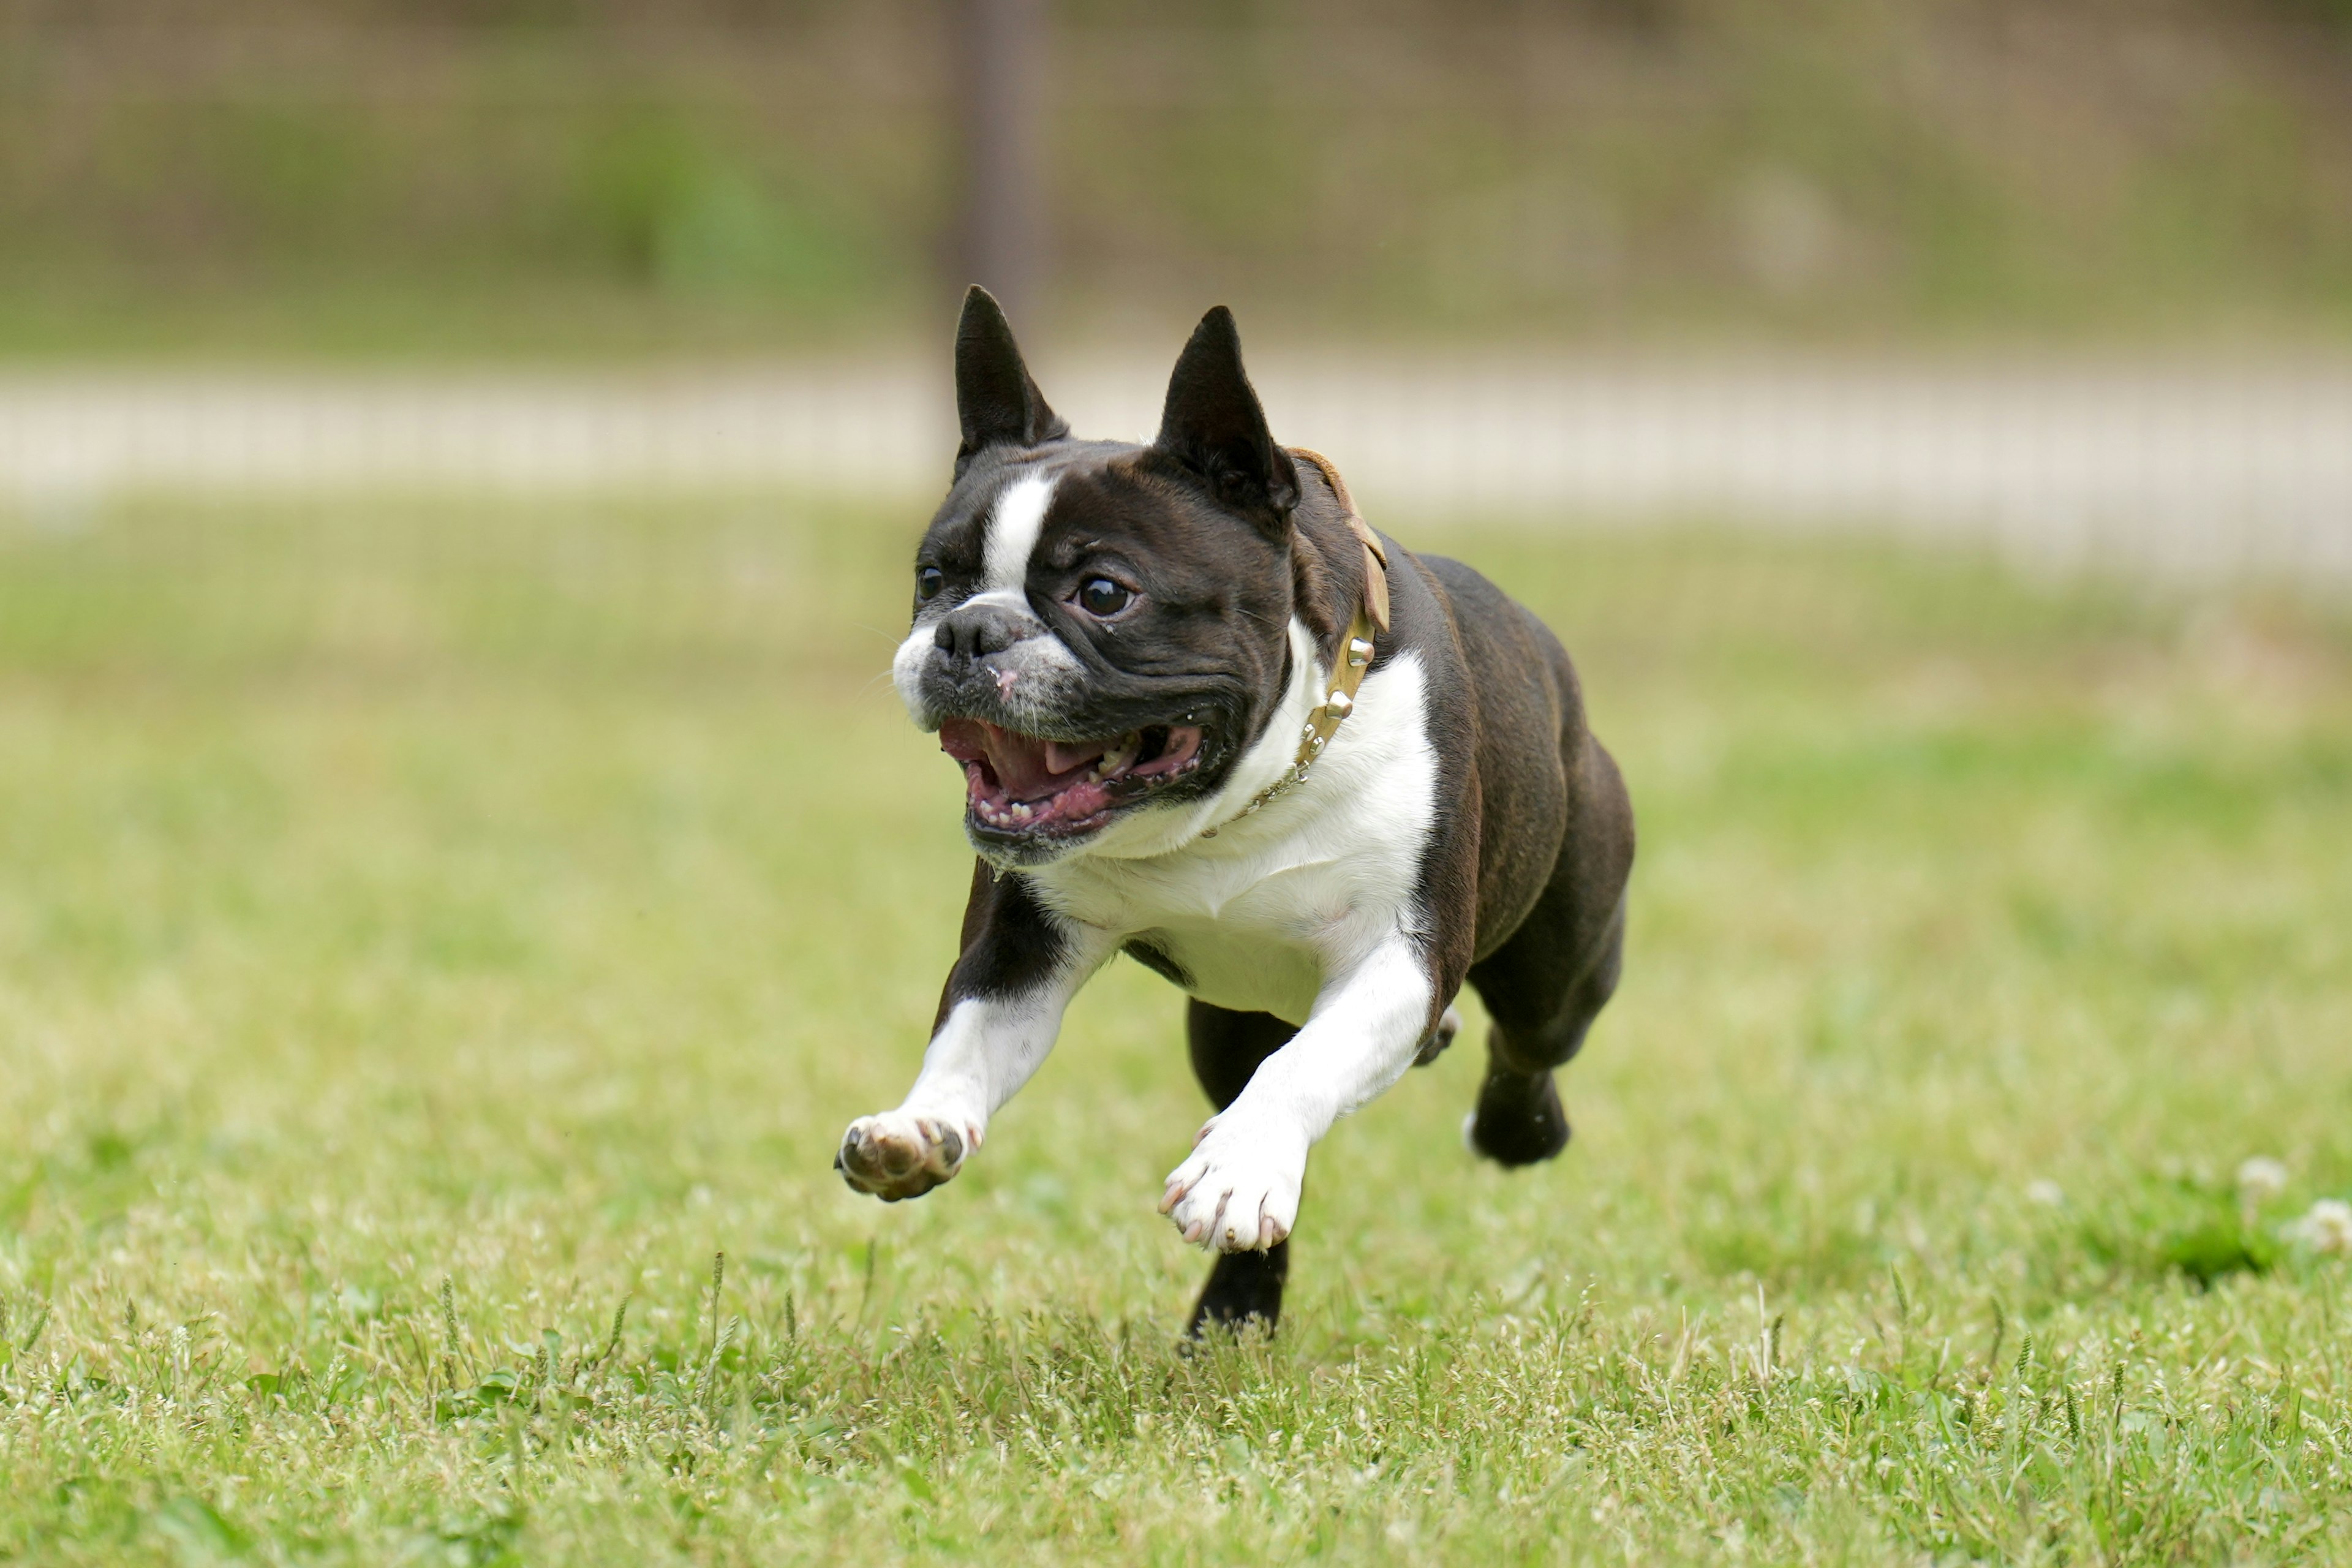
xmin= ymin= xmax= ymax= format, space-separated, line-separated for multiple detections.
xmin=915 ymin=565 xmax=945 ymax=601
xmin=1078 ymin=578 xmax=1132 ymax=617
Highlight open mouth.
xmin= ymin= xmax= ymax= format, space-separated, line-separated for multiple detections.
xmin=938 ymin=718 xmax=1205 ymax=837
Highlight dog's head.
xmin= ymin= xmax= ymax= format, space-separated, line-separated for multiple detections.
xmin=892 ymin=288 xmax=1308 ymax=868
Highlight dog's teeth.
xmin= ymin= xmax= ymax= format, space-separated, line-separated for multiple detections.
xmin=1096 ymin=732 xmax=1143 ymax=778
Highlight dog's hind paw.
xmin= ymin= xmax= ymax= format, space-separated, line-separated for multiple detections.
xmin=835 ymin=1110 xmax=974 ymax=1200
xmin=1464 ymin=1068 xmax=1570 ymax=1167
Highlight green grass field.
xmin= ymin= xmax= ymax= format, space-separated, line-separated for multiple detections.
xmin=2 ymin=493 xmax=2350 ymax=1564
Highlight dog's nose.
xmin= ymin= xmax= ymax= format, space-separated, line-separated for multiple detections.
xmin=933 ymin=600 xmax=1027 ymax=662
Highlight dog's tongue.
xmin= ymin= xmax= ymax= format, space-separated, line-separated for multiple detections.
xmin=1044 ymin=739 xmax=1109 ymax=775
xmin=939 ymin=720 xmax=1109 ymax=801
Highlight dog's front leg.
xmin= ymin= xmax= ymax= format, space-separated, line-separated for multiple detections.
xmin=837 ymin=865 xmax=1110 ymax=1202
xmin=1161 ymin=933 xmax=1437 ymax=1251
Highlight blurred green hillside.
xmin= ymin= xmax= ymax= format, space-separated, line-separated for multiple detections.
xmin=2 ymin=0 xmax=2351 ymax=356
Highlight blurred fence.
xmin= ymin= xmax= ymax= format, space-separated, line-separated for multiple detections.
xmin=4 ymin=359 xmax=2351 ymax=585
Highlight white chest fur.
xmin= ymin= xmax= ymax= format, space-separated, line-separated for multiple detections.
xmin=1027 ymin=630 xmax=1439 ymax=1025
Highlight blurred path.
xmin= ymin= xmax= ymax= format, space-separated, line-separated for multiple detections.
xmin=4 ymin=358 xmax=2350 ymax=581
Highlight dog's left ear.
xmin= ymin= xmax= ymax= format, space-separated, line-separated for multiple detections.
xmin=1155 ymin=306 xmax=1298 ymax=522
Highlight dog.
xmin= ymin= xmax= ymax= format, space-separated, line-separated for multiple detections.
xmin=837 ymin=288 xmax=1635 ymax=1335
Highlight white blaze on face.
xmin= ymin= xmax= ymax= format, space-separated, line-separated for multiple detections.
xmin=982 ymin=469 xmax=1058 ymax=598
xmin=892 ymin=466 xmax=1069 ymax=725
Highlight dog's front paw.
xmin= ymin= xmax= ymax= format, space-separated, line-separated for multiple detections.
xmin=835 ymin=1110 xmax=975 ymax=1201
xmin=1159 ymin=1115 xmax=1305 ymax=1253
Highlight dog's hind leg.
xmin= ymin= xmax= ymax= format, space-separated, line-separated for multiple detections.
xmin=1463 ymin=737 xmax=1634 ymax=1167
xmin=1182 ymin=1000 xmax=1296 ymax=1337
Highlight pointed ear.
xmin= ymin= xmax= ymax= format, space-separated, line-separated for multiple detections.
xmin=1154 ymin=306 xmax=1298 ymax=519
xmin=954 ymin=285 xmax=1068 ymax=475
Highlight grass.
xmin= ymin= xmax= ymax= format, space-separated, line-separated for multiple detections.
xmin=1 ymin=491 xmax=2351 ymax=1564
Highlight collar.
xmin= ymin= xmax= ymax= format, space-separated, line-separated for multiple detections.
xmin=1200 ymin=448 xmax=1389 ymax=837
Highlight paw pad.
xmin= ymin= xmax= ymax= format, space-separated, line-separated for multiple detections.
xmin=836 ymin=1112 xmax=970 ymax=1201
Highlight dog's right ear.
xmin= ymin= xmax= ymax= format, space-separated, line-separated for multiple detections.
xmin=954 ymin=285 xmax=1068 ymax=478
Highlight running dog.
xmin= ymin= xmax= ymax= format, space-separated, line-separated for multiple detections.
xmin=837 ymin=288 xmax=1635 ymax=1334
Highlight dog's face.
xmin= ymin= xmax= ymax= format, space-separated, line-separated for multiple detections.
xmin=893 ymin=293 xmax=1304 ymax=867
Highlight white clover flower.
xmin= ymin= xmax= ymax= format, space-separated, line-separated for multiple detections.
xmin=2288 ymin=1198 xmax=2352 ymax=1256
xmin=2026 ymin=1179 xmax=2065 ymax=1208
xmin=2236 ymin=1156 xmax=2290 ymax=1205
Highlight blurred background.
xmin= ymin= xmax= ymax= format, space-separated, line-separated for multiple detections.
xmin=7 ymin=0 xmax=2352 ymax=350
xmin=0 ymin=0 xmax=2348 ymax=576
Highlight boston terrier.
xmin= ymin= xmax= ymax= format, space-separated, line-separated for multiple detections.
xmin=837 ymin=288 xmax=1635 ymax=1336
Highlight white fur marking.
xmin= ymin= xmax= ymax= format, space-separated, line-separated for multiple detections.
xmin=891 ymin=621 xmax=939 ymax=712
xmin=984 ymin=470 xmax=1058 ymax=596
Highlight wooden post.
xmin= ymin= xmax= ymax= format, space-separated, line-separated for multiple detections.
xmin=952 ymin=0 xmax=1047 ymax=324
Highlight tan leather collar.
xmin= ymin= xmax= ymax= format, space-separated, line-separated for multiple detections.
xmin=1202 ymin=448 xmax=1387 ymax=837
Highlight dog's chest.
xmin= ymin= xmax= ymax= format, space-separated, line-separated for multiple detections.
xmin=1118 ymin=859 xmax=1384 ymax=1024
xmin=1031 ymin=653 xmax=1441 ymax=1025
